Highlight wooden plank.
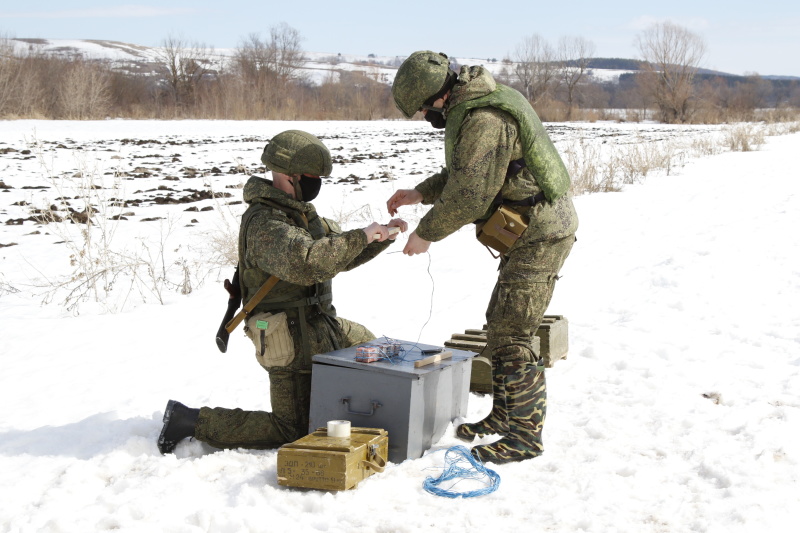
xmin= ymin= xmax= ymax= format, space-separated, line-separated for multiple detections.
xmin=450 ymin=333 xmax=487 ymax=342
xmin=413 ymin=350 xmax=453 ymax=368
xmin=444 ymin=339 xmax=486 ymax=351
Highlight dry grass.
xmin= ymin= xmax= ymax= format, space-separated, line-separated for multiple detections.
xmin=567 ymin=117 xmax=799 ymax=196
xmin=564 ymin=133 xmax=687 ymax=194
xmin=724 ymin=124 xmax=766 ymax=152
xmin=24 ymin=136 xmax=209 ymax=312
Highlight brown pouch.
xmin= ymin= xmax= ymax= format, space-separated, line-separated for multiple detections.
xmin=244 ymin=311 xmax=295 ymax=368
xmin=476 ymin=205 xmax=528 ymax=255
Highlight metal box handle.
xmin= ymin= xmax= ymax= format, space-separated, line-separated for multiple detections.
xmin=341 ymin=397 xmax=381 ymax=416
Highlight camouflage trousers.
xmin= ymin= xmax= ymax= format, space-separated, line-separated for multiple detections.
xmin=194 ymin=316 xmax=375 ymax=450
xmin=468 ymin=234 xmax=574 ymax=461
xmin=485 ymin=234 xmax=575 ymax=364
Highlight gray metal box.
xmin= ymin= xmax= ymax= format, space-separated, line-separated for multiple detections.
xmin=309 ymin=341 xmax=475 ymax=464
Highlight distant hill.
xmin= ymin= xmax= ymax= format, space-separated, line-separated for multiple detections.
xmin=6 ymin=38 xmax=798 ymax=85
xmin=585 ymin=58 xmax=643 ymax=70
xmin=5 ymin=38 xmax=644 ymax=85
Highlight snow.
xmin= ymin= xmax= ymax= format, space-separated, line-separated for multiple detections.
xmin=588 ymin=68 xmax=635 ymax=83
xmin=1 ymin=119 xmax=798 ymax=532
xmin=8 ymin=38 xmax=156 ymax=62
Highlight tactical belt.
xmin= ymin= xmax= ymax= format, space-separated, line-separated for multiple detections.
xmin=256 ymin=293 xmax=333 ymax=312
xmin=501 ymin=191 xmax=547 ymax=209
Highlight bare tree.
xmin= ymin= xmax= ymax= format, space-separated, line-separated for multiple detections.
xmin=56 ymin=59 xmax=112 ymax=119
xmin=558 ymin=36 xmax=595 ymax=119
xmin=635 ymin=21 xmax=706 ymax=123
xmin=0 ymin=35 xmax=19 ymax=116
xmin=233 ymin=33 xmax=273 ymax=83
xmin=231 ymin=23 xmax=305 ymax=115
xmin=789 ymin=84 xmax=800 ymax=108
xmin=268 ymin=22 xmax=305 ymax=82
xmin=231 ymin=32 xmax=275 ymax=117
xmin=1 ymin=47 xmax=51 ymax=118
xmin=234 ymin=25 xmax=304 ymax=82
xmin=154 ymin=35 xmax=215 ymax=110
xmin=513 ymin=35 xmax=557 ymax=104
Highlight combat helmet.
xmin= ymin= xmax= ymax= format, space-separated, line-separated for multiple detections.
xmin=261 ymin=130 xmax=332 ymax=177
xmin=392 ymin=51 xmax=457 ymax=118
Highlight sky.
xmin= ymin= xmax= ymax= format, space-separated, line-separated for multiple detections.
xmin=1 ymin=119 xmax=798 ymax=531
xmin=1 ymin=0 xmax=800 ymax=77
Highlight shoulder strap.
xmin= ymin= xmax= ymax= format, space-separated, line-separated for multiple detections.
xmin=224 ymin=275 xmax=280 ymax=333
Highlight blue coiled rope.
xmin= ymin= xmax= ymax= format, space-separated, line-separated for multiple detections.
xmin=423 ymin=446 xmax=501 ymax=498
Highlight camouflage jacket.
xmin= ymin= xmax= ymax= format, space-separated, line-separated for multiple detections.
xmin=414 ymin=66 xmax=579 ymax=244
xmin=239 ymin=176 xmax=391 ymax=319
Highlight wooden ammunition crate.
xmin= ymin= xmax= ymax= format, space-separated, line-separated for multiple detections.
xmin=445 ymin=315 xmax=569 ymax=393
xmin=277 ymin=427 xmax=388 ymax=491
xmin=536 ymin=315 xmax=569 ymax=365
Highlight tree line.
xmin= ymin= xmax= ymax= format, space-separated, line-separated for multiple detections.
xmin=1 ymin=22 xmax=798 ymax=123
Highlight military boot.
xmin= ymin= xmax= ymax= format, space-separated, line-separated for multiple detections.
xmin=157 ymin=400 xmax=200 ymax=454
xmin=455 ymin=364 xmax=509 ymax=441
xmin=471 ymin=361 xmax=546 ymax=464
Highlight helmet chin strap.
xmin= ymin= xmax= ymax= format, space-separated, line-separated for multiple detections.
xmin=421 ymin=103 xmax=446 ymax=114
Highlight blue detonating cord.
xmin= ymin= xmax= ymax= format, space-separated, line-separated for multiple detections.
xmin=423 ymin=446 xmax=501 ymax=498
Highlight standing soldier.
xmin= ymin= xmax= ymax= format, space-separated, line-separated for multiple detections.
xmin=387 ymin=51 xmax=578 ymax=463
xmin=158 ymin=130 xmax=406 ymax=454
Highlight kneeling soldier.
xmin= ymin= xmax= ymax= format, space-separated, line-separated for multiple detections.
xmin=159 ymin=130 xmax=406 ymax=454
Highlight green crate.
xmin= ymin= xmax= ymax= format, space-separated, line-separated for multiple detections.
xmin=444 ymin=315 xmax=568 ymax=393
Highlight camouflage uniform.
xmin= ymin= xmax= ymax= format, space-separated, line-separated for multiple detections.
xmin=193 ymin=176 xmax=391 ymax=449
xmin=412 ymin=65 xmax=578 ymax=462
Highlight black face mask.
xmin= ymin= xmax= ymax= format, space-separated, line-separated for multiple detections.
xmin=298 ymin=175 xmax=322 ymax=201
xmin=424 ymin=109 xmax=447 ymax=129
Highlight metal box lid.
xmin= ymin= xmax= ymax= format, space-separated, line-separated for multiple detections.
xmin=312 ymin=339 xmax=475 ymax=378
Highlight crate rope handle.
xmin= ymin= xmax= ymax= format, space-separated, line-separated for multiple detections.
xmin=362 ymin=444 xmax=386 ymax=473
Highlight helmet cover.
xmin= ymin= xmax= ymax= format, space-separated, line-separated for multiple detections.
xmin=392 ymin=51 xmax=453 ymax=118
xmin=261 ymin=130 xmax=332 ymax=177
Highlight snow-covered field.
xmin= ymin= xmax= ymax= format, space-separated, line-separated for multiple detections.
xmin=1 ymin=119 xmax=798 ymax=532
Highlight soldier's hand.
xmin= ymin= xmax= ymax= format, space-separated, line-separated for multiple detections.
xmin=363 ymin=222 xmax=387 ymax=243
xmin=403 ymin=231 xmax=431 ymax=256
xmin=387 ymin=189 xmax=423 ymax=216
xmin=387 ymin=218 xmax=408 ymax=239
